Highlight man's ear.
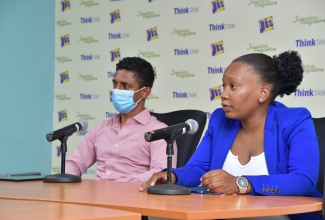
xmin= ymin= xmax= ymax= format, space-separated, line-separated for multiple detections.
xmin=142 ymin=87 xmax=151 ymax=99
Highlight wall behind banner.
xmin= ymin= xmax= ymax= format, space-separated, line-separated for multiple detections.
xmin=53 ymin=0 xmax=325 ymax=178
xmin=0 ymin=0 xmax=54 ymax=174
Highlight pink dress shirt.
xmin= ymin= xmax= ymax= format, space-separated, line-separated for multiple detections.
xmin=65 ymin=109 xmax=177 ymax=182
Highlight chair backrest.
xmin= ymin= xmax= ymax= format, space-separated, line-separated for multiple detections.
xmin=313 ymin=117 xmax=325 ymax=218
xmin=313 ymin=117 xmax=325 ymax=194
xmin=150 ymin=109 xmax=207 ymax=168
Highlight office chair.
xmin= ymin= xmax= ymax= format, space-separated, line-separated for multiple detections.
xmin=150 ymin=109 xmax=207 ymax=168
xmin=313 ymin=117 xmax=325 ymax=219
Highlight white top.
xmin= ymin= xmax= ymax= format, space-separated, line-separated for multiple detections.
xmin=222 ymin=150 xmax=269 ymax=176
xmin=222 ymin=151 xmax=290 ymax=220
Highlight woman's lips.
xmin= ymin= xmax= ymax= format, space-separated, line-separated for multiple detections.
xmin=221 ymin=103 xmax=231 ymax=111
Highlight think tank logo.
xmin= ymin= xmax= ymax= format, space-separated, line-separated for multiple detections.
xmin=173 ymin=48 xmax=199 ymax=56
xmin=174 ymin=6 xmax=199 ymax=15
xmin=80 ymin=54 xmax=100 ymax=61
xmin=294 ymin=88 xmax=325 ymax=97
xmin=295 ymin=38 xmax=325 ymax=47
xmin=107 ymin=71 xmax=115 ymax=78
xmin=209 ymin=22 xmax=236 ymax=31
xmin=108 ymin=32 xmax=130 ymax=40
xmin=106 ymin=112 xmax=118 ymax=118
xmin=208 ymin=66 xmax=224 ymax=74
xmin=80 ymin=93 xmax=99 ymax=100
xmin=80 ymin=17 xmax=100 ymax=23
xmin=172 ymin=91 xmax=197 ymax=98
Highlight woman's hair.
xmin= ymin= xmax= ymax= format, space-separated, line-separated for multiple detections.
xmin=232 ymin=51 xmax=303 ymax=102
xmin=116 ymin=57 xmax=155 ymax=88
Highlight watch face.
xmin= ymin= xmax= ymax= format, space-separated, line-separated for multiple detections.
xmin=238 ymin=177 xmax=248 ymax=187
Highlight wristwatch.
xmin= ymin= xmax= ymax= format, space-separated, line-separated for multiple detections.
xmin=236 ymin=176 xmax=248 ymax=195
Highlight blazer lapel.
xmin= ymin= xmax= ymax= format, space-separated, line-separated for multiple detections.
xmin=264 ymin=104 xmax=278 ymax=174
xmin=212 ymin=119 xmax=240 ymax=168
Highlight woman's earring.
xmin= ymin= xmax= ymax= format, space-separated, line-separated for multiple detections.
xmin=259 ymin=98 xmax=263 ymax=102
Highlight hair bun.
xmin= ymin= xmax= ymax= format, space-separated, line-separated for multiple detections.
xmin=273 ymin=51 xmax=303 ymax=97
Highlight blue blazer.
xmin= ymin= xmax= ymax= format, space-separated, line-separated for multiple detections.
xmin=174 ymin=101 xmax=321 ymax=198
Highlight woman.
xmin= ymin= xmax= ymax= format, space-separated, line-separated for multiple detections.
xmin=139 ymin=51 xmax=321 ymax=220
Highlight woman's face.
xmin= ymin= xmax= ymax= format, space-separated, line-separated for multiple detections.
xmin=221 ymin=62 xmax=263 ymax=120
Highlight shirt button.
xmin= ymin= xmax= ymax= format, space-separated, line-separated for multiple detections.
xmin=106 ymin=171 xmax=110 ymax=175
xmin=115 ymin=144 xmax=118 ymax=147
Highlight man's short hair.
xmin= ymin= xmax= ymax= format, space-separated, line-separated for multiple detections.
xmin=116 ymin=57 xmax=155 ymax=88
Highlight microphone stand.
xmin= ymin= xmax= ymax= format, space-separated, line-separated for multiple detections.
xmin=43 ymin=134 xmax=81 ymax=183
xmin=147 ymin=128 xmax=191 ymax=195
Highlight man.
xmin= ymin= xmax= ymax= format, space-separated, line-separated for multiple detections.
xmin=66 ymin=57 xmax=177 ymax=182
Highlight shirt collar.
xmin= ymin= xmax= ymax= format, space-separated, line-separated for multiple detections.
xmin=133 ymin=108 xmax=151 ymax=125
xmin=111 ymin=108 xmax=151 ymax=126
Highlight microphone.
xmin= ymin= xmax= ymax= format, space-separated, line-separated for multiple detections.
xmin=46 ymin=119 xmax=88 ymax=142
xmin=144 ymin=119 xmax=199 ymax=142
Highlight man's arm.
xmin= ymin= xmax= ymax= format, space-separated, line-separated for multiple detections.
xmin=65 ymin=130 xmax=97 ymax=176
xmin=122 ymin=140 xmax=177 ymax=183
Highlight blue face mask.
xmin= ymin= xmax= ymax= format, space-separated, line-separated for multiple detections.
xmin=111 ymin=87 xmax=145 ymax=113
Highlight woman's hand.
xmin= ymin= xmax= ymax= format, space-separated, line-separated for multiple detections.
xmin=139 ymin=171 xmax=177 ymax=192
xmin=200 ymin=169 xmax=241 ymax=195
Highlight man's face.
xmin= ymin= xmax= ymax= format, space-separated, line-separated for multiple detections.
xmin=112 ymin=69 xmax=142 ymax=102
xmin=112 ymin=69 xmax=139 ymax=90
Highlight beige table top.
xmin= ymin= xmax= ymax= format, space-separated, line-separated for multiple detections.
xmin=0 ymin=179 xmax=321 ymax=219
xmin=0 ymin=198 xmax=140 ymax=220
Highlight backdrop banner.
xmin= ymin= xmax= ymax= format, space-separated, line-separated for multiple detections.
xmin=53 ymin=0 xmax=325 ymax=178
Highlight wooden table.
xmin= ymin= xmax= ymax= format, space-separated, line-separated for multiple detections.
xmin=0 ymin=179 xmax=321 ymax=219
xmin=0 ymin=198 xmax=140 ymax=220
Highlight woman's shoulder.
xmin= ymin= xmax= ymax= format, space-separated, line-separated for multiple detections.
xmin=271 ymin=101 xmax=313 ymax=130
xmin=272 ymin=101 xmax=312 ymax=118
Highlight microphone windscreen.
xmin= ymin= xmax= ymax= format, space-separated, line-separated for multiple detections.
xmin=78 ymin=118 xmax=88 ymax=131
xmin=186 ymin=119 xmax=199 ymax=134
